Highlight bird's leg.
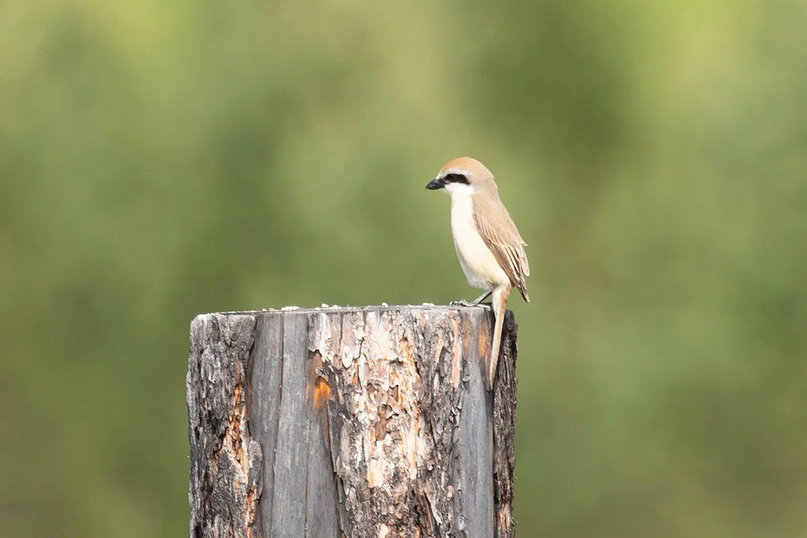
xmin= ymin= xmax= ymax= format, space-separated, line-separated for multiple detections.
xmin=471 ymin=287 xmax=494 ymax=305
xmin=450 ymin=287 xmax=494 ymax=307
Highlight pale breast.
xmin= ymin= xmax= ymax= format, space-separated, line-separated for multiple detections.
xmin=450 ymin=193 xmax=511 ymax=289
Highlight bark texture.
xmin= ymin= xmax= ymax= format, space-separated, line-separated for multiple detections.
xmin=187 ymin=305 xmax=518 ymax=538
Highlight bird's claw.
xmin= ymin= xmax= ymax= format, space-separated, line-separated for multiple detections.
xmin=450 ymin=299 xmax=490 ymax=308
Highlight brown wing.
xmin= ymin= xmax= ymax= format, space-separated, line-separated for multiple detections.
xmin=473 ymin=194 xmax=531 ymax=302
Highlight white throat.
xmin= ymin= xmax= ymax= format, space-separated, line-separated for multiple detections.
xmin=443 ymin=182 xmax=475 ymax=198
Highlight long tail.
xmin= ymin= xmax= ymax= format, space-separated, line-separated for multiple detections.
xmin=489 ymin=285 xmax=511 ymax=390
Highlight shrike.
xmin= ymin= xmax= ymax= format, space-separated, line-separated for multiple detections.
xmin=426 ymin=157 xmax=530 ymax=388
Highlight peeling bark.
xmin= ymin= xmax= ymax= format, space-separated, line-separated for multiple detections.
xmin=187 ymin=306 xmax=518 ymax=538
xmin=187 ymin=314 xmax=263 ymax=538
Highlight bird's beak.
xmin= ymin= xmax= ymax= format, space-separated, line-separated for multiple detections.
xmin=426 ymin=177 xmax=446 ymax=190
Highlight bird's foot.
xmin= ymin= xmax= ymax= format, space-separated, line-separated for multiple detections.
xmin=450 ymin=299 xmax=491 ymax=308
xmin=451 ymin=288 xmax=495 ymax=308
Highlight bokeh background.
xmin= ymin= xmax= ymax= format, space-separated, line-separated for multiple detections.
xmin=2 ymin=0 xmax=806 ymax=536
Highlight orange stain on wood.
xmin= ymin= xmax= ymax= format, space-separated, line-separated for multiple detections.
xmin=312 ymin=376 xmax=332 ymax=410
xmin=308 ymin=350 xmax=332 ymax=410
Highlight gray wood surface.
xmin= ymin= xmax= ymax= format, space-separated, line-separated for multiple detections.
xmin=187 ymin=305 xmax=518 ymax=537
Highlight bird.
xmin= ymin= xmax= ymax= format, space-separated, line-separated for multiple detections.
xmin=426 ymin=157 xmax=530 ymax=388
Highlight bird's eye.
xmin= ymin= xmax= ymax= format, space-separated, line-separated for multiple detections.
xmin=443 ymin=173 xmax=469 ymax=185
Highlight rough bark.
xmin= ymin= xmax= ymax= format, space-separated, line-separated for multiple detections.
xmin=187 ymin=305 xmax=518 ymax=538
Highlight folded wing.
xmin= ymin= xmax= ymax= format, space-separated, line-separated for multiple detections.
xmin=472 ymin=194 xmax=530 ymax=302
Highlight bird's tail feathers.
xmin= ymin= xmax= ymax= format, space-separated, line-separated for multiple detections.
xmin=488 ymin=286 xmax=511 ymax=389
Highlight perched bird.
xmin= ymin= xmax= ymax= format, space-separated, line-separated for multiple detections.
xmin=426 ymin=157 xmax=530 ymax=388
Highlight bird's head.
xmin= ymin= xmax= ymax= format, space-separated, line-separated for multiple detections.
xmin=426 ymin=157 xmax=497 ymax=197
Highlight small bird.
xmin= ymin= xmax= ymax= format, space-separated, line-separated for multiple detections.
xmin=426 ymin=157 xmax=530 ymax=388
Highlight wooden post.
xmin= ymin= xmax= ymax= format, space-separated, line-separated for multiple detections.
xmin=186 ymin=305 xmax=518 ymax=537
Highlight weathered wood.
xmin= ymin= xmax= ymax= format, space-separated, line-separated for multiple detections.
xmin=187 ymin=314 xmax=263 ymax=537
xmin=187 ymin=305 xmax=518 ymax=538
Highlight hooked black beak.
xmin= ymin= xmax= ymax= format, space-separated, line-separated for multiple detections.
xmin=426 ymin=177 xmax=445 ymax=190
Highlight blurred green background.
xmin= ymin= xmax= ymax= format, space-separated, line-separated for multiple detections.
xmin=2 ymin=0 xmax=806 ymax=536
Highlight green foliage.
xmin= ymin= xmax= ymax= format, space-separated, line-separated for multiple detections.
xmin=1 ymin=1 xmax=805 ymax=536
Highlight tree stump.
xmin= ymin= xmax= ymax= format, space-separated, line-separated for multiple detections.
xmin=186 ymin=305 xmax=518 ymax=538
